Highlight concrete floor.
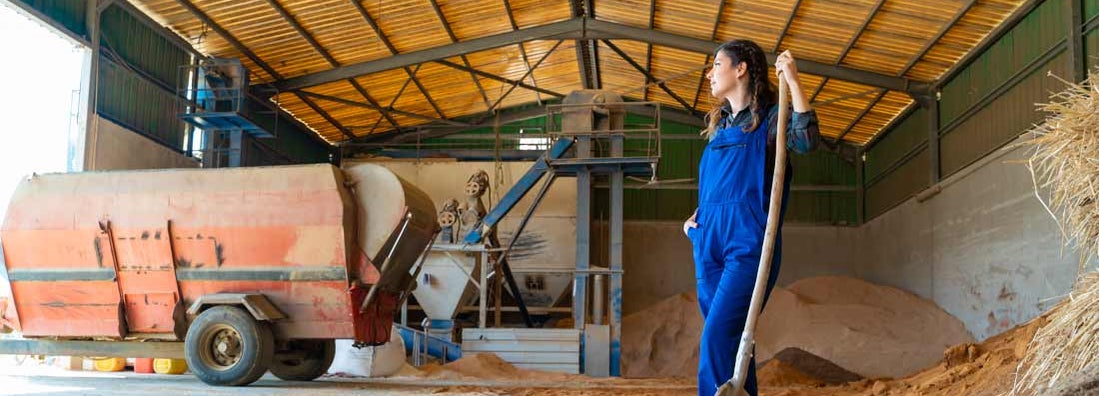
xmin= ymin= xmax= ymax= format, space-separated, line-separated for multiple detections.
xmin=0 ymin=359 xmax=695 ymax=395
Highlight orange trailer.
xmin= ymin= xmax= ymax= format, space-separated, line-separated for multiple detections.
xmin=0 ymin=163 xmax=436 ymax=386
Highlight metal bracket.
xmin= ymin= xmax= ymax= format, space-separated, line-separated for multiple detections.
xmin=186 ymin=293 xmax=287 ymax=321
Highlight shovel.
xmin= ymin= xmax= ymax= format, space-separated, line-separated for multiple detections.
xmin=714 ymin=71 xmax=790 ymax=396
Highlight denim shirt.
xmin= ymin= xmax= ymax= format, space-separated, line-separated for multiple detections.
xmin=717 ymin=104 xmax=821 ymax=154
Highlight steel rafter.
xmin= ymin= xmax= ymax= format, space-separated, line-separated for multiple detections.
xmin=261 ymin=0 xmax=400 ymax=136
xmin=434 ymin=59 xmax=564 ymax=98
xmin=772 ymin=0 xmax=803 ymax=52
xmin=275 ymin=17 xmax=929 ymax=96
xmin=836 ymin=89 xmax=888 ymax=142
xmin=809 ymin=0 xmax=886 ymax=104
xmin=601 ymin=39 xmax=696 ymax=115
xmin=502 ymin=0 xmax=543 ymax=104
xmin=348 ymin=0 xmax=446 ymax=119
xmin=690 ymin=0 xmax=725 ymax=110
xmin=428 ymin=0 xmax=493 ymax=111
xmin=643 ymin=0 xmax=657 ymax=101
xmin=488 ymin=40 xmax=564 ymax=112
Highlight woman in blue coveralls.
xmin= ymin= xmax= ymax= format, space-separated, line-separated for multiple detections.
xmin=683 ymin=40 xmax=820 ymax=396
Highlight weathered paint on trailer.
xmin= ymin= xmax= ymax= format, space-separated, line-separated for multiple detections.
xmin=0 ymin=163 xmax=435 ymax=345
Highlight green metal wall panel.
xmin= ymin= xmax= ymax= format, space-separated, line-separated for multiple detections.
xmin=785 ymin=191 xmax=857 ymax=225
xmin=940 ymin=0 xmax=1066 ymax=127
xmin=243 ymin=98 xmax=332 ymax=164
xmin=865 ymin=107 xmax=927 ymax=183
xmin=1086 ymin=0 xmax=1099 ymax=20
xmin=13 ymin=0 xmax=86 ymax=38
xmin=1085 ymin=25 xmax=1099 ymax=70
xmin=100 ymin=4 xmax=188 ymax=88
xmin=97 ymin=56 xmax=185 ymax=151
xmin=866 ymin=148 xmax=930 ymax=219
xmin=790 ymin=149 xmax=855 ymax=186
xmin=940 ymin=52 xmax=1070 ymax=176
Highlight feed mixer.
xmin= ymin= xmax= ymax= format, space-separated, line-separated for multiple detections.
xmin=0 ymin=163 xmax=436 ymax=386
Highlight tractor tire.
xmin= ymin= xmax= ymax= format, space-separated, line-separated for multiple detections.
xmin=269 ymin=339 xmax=336 ymax=381
xmin=184 ymin=306 xmax=274 ymax=386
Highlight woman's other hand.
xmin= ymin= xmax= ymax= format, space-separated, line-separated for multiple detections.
xmin=684 ymin=210 xmax=698 ymax=236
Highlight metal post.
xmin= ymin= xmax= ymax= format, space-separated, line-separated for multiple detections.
xmin=855 ymin=147 xmax=865 ymax=225
xmin=479 ymin=251 xmax=487 ymax=328
xmin=592 ymin=274 xmax=604 ymax=325
xmin=574 ymin=135 xmax=592 ymax=331
xmin=401 ymin=298 xmax=408 ymax=326
xmin=81 ymin=0 xmax=101 ymax=171
xmin=228 ymin=130 xmax=243 ymax=167
xmin=185 ymin=57 xmax=199 ymax=158
xmin=608 ymin=132 xmax=623 ymax=376
xmin=927 ymin=95 xmax=940 ymax=184
xmin=494 ymin=258 xmax=503 ymax=327
xmin=1069 ymin=0 xmax=1086 ymax=82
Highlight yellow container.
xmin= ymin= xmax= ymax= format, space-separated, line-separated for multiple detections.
xmin=153 ymin=358 xmax=188 ymax=375
xmin=93 ymin=357 xmax=126 ymax=372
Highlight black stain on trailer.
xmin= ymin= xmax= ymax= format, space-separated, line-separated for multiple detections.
xmin=213 ymin=238 xmax=225 ymax=267
xmin=93 ymin=238 xmax=104 ymax=268
xmin=140 ymin=231 xmax=150 ymax=240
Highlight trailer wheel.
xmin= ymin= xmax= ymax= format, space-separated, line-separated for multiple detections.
xmin=184 ymin=306 xmax=274 ymax=386
xmin=269 ymin=339 xmax=336 ymax=381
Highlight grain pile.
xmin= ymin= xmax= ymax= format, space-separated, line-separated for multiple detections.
xmin=620 ymin=276 xmax=974 ymax=380
xmin=757 ymin=276 xmax=974 ymax=379
xmin=757 ymin=303 xmax=1046 ymax=396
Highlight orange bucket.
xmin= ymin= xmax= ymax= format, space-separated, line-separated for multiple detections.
xmin=134 ymin=358 xmax=154 ymax=374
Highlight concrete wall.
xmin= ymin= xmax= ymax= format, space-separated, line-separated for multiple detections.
xmin=88 ymin=117 xmax=198 ymax=170
xmin=855 ymin=138 xmax=1081 ymax=341
xmin=616 ymin=221 xmax=858 ymax=316
xmin=619 ymin=137 xmax=1083 ymax=340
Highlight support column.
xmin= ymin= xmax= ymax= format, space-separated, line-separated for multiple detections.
xmin=228 ymin=130 xmax=243 ymax=167
xmin=855 ymin=147 xmax=865 ymax=225
xmin=80 ymin=0 xmax=101 ymax=171
xmin=927 ymin=95 xmax=940 ymax=185
xmin=608 ymin=133 xmax=623 ymax=376
xmin=1069 ymin=0 xmax=1086 ymax=82
xmin=573 ymin=135 xmax=592 ymax=338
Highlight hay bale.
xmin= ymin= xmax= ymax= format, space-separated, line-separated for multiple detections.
xmin=1012 ymin=274 xmax=1099 ymax=395
xmin=1017 ymin=71 xmax=1099 ymax=275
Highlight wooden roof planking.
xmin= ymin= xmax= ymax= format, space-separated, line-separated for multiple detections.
xmin=129 ymin=0 xmax=1028 ymax=145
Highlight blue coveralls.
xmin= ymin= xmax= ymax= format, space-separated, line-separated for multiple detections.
xmin=688 ymin=105 xmax=793 ymax=396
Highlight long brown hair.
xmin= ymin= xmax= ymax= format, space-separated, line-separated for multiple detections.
xmin=702 ymin=39 xmax=776 ymax=139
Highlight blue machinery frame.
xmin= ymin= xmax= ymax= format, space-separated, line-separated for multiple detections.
xmin=461 ymin=100 xmax=661 ymax=376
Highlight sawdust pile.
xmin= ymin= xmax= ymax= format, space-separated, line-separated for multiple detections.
xmin=761 ymin=347 xmax=862 ymax=385
xmin=621 ymin=276 xmax=974 ymax=380
xmin=620 ymin=292 xmax=703 ymax=378
xmin=757 ymin=313 xmax=1045 ymax=396
xmin=757 ymin=276 xmax=975 ymax=379
xmin=415 ymin=352 xmax=574 ymax=382
xmin=410 ymin=352 xmax=696 ymax=396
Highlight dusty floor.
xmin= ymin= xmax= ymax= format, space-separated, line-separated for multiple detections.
xmin=0 ymin=313 xmax=1043 ymax=396
xmin=0 ymin=362 xmax=696 ymax=395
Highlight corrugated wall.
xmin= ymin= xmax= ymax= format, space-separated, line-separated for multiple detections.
xmin=96 ymin=56 xmax=186 ymax=150
xmin=12 ymin=0 xmax=86 ymax=38
xmin=864 ymin=0 xmax=1082 ymax=221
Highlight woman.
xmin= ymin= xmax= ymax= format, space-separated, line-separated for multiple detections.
xmin=683 ymin=40 xmax=820 ymax=396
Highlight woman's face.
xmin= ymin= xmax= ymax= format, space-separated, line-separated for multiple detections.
xmin=707 ymin=51 xmax=743 ymax=98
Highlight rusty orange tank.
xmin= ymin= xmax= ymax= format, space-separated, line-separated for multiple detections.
xmin=0 ymin=163 xmax=436 ymax=385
